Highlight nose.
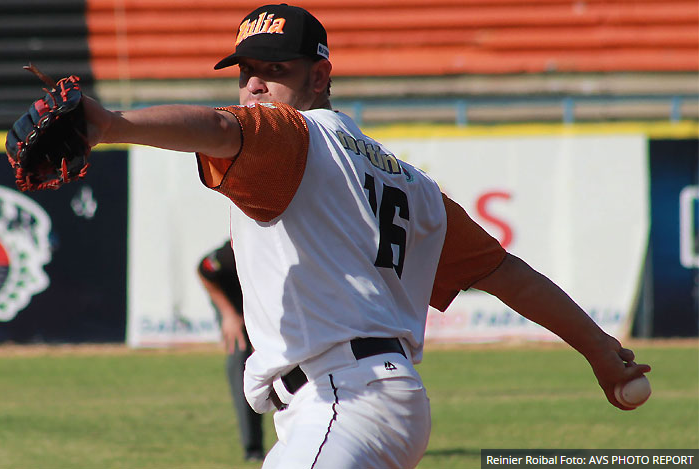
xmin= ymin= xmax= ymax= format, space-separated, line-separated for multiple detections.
xmin=246 ymin=75 xmax=268 ymax=95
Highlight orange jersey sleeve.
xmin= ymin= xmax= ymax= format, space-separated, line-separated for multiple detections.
xmin=430 ymin=193 xmax=507 ymax=312
xmin=197 ymin=102 xmax=309 ymax=222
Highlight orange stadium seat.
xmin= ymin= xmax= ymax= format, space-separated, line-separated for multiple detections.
xmin=85 ymin=0 xmax=699 ymax=79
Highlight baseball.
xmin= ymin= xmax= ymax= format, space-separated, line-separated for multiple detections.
xmin=614 ymin=375 xmax=651 ymax=408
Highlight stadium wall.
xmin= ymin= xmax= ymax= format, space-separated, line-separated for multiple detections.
xmin=0 ymin=124 xmax=696 ymax=345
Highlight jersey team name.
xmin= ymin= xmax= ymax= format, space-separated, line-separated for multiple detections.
xmin=236 ymin=12 xmax=286 ymax=45
xmin=335 ymin=129 xmax=402 ymax=175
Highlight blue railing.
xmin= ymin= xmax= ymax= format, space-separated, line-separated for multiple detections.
xmin=331 ymin=94 xmax=698 ymax=127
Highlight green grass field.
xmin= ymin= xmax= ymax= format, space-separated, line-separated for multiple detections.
xmin=0 ymin=341 xmax=696 ymax=469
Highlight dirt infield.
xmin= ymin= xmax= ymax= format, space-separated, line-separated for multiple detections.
xmin=0 ymin=338 xmax=695 ymax=357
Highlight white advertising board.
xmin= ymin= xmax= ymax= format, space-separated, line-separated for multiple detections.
xmin=127 ymin=147 xmax=231 ymax=347
xmin=381 ymin=134 xmax=648 ymax=342
xmin=126 ymin=134 xmax=648 ymax=346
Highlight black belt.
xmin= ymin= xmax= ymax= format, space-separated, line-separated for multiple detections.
xmin=269 ymin=337 xmax=405 ymax=410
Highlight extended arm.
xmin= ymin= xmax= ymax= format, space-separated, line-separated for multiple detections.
xmin=82 ymin=95 xmax=242 ymax=158
xmin=473 ymin=253 xmax=651 ymax=410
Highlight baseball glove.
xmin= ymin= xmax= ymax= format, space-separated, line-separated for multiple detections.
xmin=5 ymin=64 xmax=90 ymax=191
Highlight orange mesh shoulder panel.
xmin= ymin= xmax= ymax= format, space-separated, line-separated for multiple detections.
xmin=430 ymin=193 xmax=507 ymax=312
xmin=198 ymin=102 xmax=309 ymax=222
xmin=198 ymin=154 xmax=232 ymax=189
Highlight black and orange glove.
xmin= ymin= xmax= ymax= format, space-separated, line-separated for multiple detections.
xmin=5 ymin=65 xmax=90 ymax=191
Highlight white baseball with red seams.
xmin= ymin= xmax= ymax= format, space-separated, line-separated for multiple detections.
xmin=614 ymin=375 xmax=651 ymax=407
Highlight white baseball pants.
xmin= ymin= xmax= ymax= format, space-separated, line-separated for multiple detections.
xmin=261 ymin=345 xmax=431 ymax=469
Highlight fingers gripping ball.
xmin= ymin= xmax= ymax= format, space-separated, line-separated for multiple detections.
xmin=5 ymin=66 xmax=90 ymax=191
xmin=614 ymin=375 xmax=651 ymax=408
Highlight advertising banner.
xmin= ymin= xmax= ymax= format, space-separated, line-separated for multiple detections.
xmin=0 ymin=135 xmax=682 ymax=346
xmin=126 ymin=135 xmax=649 ymax=346
xmin=647 ymin=139 xmax=699 ymax=336
xmin=382 ymin=134 xmax=649 ymax=343
xmin=0 ymin=150 xmax=128 ymax=343
xmin=126 ymin=147 xmax=231 ymax=347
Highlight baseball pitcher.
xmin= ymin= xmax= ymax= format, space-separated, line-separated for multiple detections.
xmin=5 ymin=4 xmax=651 ymax=468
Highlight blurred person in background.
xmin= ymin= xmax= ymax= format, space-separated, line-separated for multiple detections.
xmin=198 ymin=241 xmax=264 ymax=463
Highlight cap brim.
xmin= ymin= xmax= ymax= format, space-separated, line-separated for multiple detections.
xmin=214 ymin=48 xmax=308 ymax=70
xmin=214 ymin=54 xmax=239 ymax=70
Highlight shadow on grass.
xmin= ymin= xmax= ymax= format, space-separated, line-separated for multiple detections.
xmin=424 ymin=448 xmax=481 ymax=457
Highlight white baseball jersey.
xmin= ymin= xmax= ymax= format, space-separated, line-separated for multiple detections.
xmin=197 ymin=102 xmax=505 ymax=393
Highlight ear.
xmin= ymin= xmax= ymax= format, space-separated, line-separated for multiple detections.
xmin=312 ymin=59 xmax=332 ymax=94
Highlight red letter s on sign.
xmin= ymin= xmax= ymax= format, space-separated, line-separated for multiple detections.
xmin=476 ymin=191 xmax=513 ymax=249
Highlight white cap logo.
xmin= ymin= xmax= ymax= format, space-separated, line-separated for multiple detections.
xmin=317 ymin=43 xmax=329 ymax=59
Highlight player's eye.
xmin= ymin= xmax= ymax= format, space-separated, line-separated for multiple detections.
xmin=268 ymin=63 xmax=287 ymax=75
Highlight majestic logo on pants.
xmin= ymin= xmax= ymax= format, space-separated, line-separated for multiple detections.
xmin=0 ymin=186 xmax=52 ymax=321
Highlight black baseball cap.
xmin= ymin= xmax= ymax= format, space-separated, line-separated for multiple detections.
xmin=214 ymin=4 xmax=329 ymax=70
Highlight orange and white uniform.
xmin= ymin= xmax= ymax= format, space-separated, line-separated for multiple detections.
xmin=197 ymin=102 xmax=505 ymax=469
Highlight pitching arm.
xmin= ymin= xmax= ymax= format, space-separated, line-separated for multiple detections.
xmin=472 ymin=253 xmax=651 ymax=410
